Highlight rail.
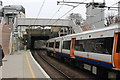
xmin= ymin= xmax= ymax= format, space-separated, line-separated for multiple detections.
xmin=37 ymin=51 xmax=72 ymax=79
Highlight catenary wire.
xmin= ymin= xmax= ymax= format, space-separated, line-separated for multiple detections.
xmin=46 ymin=5 xmax=63 ymax=25
xmin=33 ymin=0 xmax=46 ymax=25
xmin=90 ymin=1 xmax=119 ymax=26
xmin=91 ymin=1 xmax=119 ymax=18
xmin=51 ymin=0 xmax=87 ymax=25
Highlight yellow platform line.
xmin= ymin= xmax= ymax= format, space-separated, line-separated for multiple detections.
xmin=25 ymin=52 xmax=37 ymax=79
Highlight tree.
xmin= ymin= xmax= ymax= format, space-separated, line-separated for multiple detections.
xmin=68 ymin=13 xmax=84 ymax=25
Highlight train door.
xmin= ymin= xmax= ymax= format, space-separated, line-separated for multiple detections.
xmin=70 ymin=38 xmax=76 ymax=58
xmin=54 ymin=40 xmax=56 ymax=53
xmin=59 ymin=39 xmax=62 ymax=53
xmin=113 ymin=33 xmax=120 ymax=69
xmin=46 ymin=41 xmax=49 ymax=48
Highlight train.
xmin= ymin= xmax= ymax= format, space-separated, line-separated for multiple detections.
xmin=34 ymin=40 xmax=47 ymax=50
xmin=46 ymin=24 xmax=120 ymax=79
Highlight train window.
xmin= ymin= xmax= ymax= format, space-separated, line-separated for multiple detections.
xmin=49 ymin=42 xmax=54 ymax=48
xmin=56 ymin=41 xmax=60 ymax=48
xmin=46 ymin=42 xmax=49 ymax=47
xmin=74 ymin=37 xmax=114 ymax=54
xmin=74 ymin=40 xmax=85 ymax=51
xmin=84 ymin=40 xmax=95 ymax=52
xmin=63 ymin=40 xmax=71 ymax=50
xmin=116 ymin=34 xmax=120 ymax=53
xmin=92 ymin=37 xmax=113 ymax=54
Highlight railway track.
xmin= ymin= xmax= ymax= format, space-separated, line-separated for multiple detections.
xmin=32 ymin=50 xmax=69 ymax=79
xmin=31 ymin=50 xmax=96 ymax=79
xmin=38 ymin=51 xmax=72 ymax=79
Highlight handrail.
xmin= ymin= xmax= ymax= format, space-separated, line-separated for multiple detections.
xmin=0 ymin=17 xmax=4 ymax=24
xmin=70 ymin=19 xmax=82 ymax=33
xmin=9 ymin=17 xmax=17 ymax=54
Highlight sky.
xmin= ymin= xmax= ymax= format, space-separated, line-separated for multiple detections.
xmin=2 ymin=0 xmax=119 ymax=19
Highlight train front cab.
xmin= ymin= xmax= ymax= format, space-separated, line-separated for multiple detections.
xmin=113 ymin=33 xmax=120 ymax=69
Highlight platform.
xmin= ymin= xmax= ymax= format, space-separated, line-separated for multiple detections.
xmin=1 ymin=50 xmax=50 ymax=79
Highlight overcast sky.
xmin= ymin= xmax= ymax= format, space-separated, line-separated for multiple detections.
xmin=2 ymin=0 xmax=119 ymax=19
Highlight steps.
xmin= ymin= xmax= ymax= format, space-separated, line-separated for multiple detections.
xmin=2 ymin=24 xmax=12 ymax=55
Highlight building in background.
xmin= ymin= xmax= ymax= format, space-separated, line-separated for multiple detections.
xmin=0 ymin=1 xmax=26 ymax=54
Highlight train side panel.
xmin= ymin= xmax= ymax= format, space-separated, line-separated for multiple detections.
xmin=74 ymin=51 xmax=112 ymax=68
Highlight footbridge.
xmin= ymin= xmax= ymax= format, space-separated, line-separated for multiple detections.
xmin=17 ymin=18 xmax=70 ymax=27
xmin=0 ymin=4 xmax=82 ymax=55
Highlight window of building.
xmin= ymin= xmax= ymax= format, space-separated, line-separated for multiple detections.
xmin=55 ymin=41 xmax=60 ymax=48
xmin=116 ymin=34 xmax=120 ymax=53
xmin=63 ymin=40 xmax=71 ymax=50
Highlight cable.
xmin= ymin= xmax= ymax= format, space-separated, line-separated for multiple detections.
xmin=51 ymin=7 xmax=77 ymax=25
xmin=89 ymin=14 xmax=118 ymax=27
xmin=50 ymin=0 xmax=118 ymax=28
xmin=51 ymin=0 xmax=87 ymax=26
xmin=91 ymin=1 xmax=119 ymax=17
xmin=33 ymin=0 xmax=46 ymax=25
xmin=87 ymin=1 xmax=120 ymax=27
xmin=90 ymin=13 xmax=119 ymax=27
xmin=46 ymin=5 xmax=63 ymax=25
